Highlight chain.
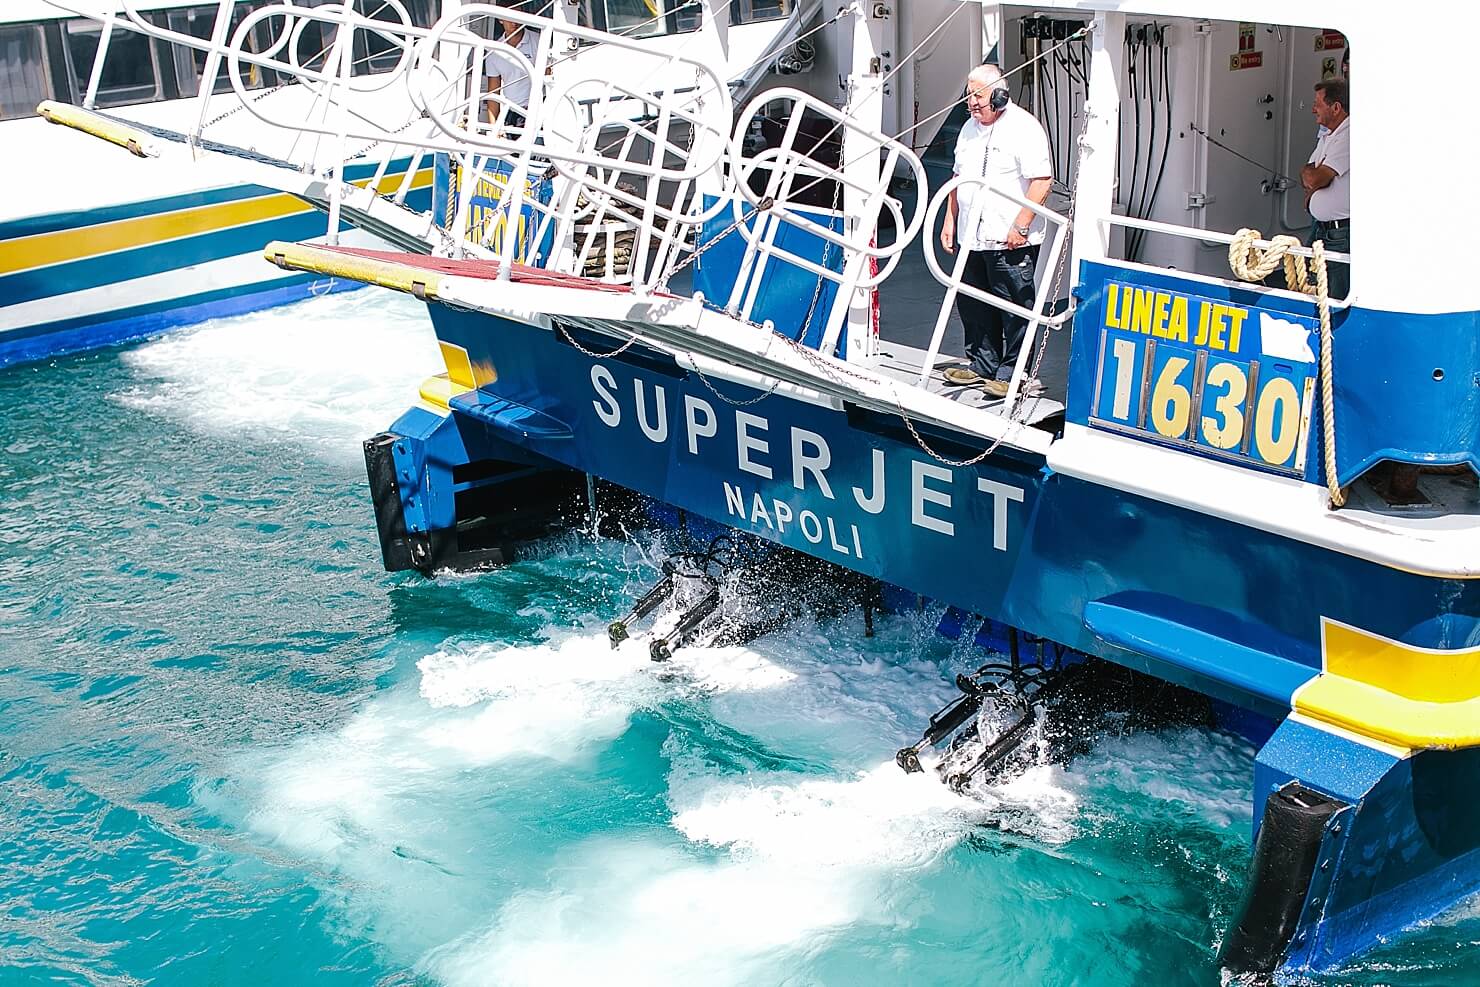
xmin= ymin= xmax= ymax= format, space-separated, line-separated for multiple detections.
xmin=199 ymin=0 xmax=398 ymax=134
xmin=658 ymin=197 xmax=773 ymax=291
xmin=559 ymin=323 xmax=641 ymax=359
xmin=200 ymin=79 xmax=287 ymax=130
xmin=690 ymin=361 xmax=782 ymax=407
xmin=796 ymin=177 xmax=842 ymax=341
xmin=342 ymin=110 xmax=428 ymax=165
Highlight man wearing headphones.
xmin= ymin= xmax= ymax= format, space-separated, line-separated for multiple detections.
xmin=940 ymin=63 xmax=1053 ymax=397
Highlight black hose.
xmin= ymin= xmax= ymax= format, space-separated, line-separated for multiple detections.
xmin=1138 ymin=32 xmax=1174 ymax=261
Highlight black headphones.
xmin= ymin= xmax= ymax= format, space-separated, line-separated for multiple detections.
xmin=989 ymin=86 xmax=1010 ymax=112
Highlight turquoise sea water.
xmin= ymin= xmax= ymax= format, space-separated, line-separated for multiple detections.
xmin=2 ymin=289 xmax=1477 ymax=986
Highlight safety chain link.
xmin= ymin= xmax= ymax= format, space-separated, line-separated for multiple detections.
xmin=689 ymin=360 xmax=782 ymax=407
xmin=559 ymin=323 xmax=641 ymax=360
xmin=658 ymin=197 xmax=774 ymax=293
xmin=342 ymin=110 xmax=428 ymax=165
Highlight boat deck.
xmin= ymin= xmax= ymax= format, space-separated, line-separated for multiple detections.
xmin=873 ymin=246 xmax=1071 ymax=428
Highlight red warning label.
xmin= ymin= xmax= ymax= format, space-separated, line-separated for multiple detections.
xmin=1230 ymin=51 xmax=1264 ymax=71
xmin=1315 ymin=30 xmax=1346 ymax=51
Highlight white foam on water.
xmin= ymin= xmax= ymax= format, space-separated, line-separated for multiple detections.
xmin=421 ymin=620 xmax=1094 ymax=985
xmin=429 ymin=751 xmax=1087 ymax=986
xmin=1065 ymin=729 xmax=1254 ymax=831
xmin=115 ymin=287 xmax=439 ymax=463
xmin=222 ymin=601 xmax=1258 ymax=982
xmin=212 ymin=625 xmax=805 ymax=957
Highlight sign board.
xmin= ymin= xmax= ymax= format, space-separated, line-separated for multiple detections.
xmin=1232 ymin=22 xmax=1262 ymax=70
xmin=1089 ymin=279 xmax=1318 ymax=476
xmin=1315 ymin=29 xmax=1346 ymax=51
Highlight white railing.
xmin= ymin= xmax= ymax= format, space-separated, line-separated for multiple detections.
xmin=47 ymin=0 xmax=1097 ymax=429
xmin=1099 ymin=214 xmax=1354 ymax=308
xmin=726 ymin=87 xmax=928 ymax=352
xmin=921 ymin=177 xmax=1074 ymax=414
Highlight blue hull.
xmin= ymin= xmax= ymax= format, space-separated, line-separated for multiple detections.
xmin=372 ymin=300 xmax=1480 ymax=976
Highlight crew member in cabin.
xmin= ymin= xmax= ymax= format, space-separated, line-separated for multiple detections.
xmin=482 ymin=1 xmax=545 ymax=130
xmin=939 ymin=64 xmax=1053 ymax=398
xmin=1302 ymin=79 xmax=1350 ymax=298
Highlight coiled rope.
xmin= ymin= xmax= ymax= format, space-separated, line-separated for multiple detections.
xmin=1228 ymin=228 xmax=1344 ymax=508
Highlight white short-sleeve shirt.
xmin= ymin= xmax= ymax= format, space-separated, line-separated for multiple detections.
xmin=952 ymin=102 xmax=1053 ymax=250
xmin=484 ymin=29 xmax=540 ymax=110
xmin=1307 ymin=117 xmax=1350 ymax=222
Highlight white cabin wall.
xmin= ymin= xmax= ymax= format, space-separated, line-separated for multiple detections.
xmin=977 ymin=12 xmax=1352 ymax=281
xmin=896 ymin=0 xmax=979 ymax=154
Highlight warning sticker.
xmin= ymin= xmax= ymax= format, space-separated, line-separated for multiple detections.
xmin=1238 ymin=22 xmax=1256 ymax=52
xmin=1315 ymin=29 xmax=1346 ymax=51
xmin=1322 ymin=56 xmax=1338 ymax=80
xmin=1230 ymin=51 xmax=1264 ymax=71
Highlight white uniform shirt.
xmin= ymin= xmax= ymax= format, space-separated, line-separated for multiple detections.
xmin=951 ymin=102 xmax=1053 ymax=250
xmin=1307 ymin=117 xmax=1350 ymax=222
xmin=484 ymin=28 xmax=540 ymax=110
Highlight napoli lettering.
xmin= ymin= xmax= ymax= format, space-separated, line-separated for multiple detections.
xmin=1104 ymin=282 xmax=1247 ymax=352
xmin=590 ymin=364 xmax=1026 ymax=559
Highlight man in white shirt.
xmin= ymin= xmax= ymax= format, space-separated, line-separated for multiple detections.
xmin=483 ymin=2 xmax=543 ymax=129
xmin=1302 ymin=79 xmax=1350 ymax=297
xmin=939 ymin=63 xmax=1053 ymax=397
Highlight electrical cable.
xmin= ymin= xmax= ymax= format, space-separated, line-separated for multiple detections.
xmin=1128 ymin=30 xmax=1155 ymax=260
xmin=1126 ymin=31 xmax=1142 ymax=257
xmin=1136 ymin=28 xmax=1174 ymax=261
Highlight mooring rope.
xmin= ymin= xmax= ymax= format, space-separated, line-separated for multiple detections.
xmin=1228 ymin=227 xmax=1344 ymax=508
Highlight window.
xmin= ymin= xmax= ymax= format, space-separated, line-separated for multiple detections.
xmin=166 ymin=3 xmax=279 ymax=97
xmin=0 ymin=24 xmax=52 ymax=119
xmin=578 ymin=1 xmax=702 ymax=39
xmin=65 ymin=18 xmax=161 ymax=107
xmin=735 ymin=0 xmax=790 ymax=24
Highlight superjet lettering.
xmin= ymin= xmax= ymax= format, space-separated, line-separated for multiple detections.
xmin=590 ymin=364 xmax=1026 ymax=555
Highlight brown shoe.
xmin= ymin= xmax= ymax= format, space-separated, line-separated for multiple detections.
xmin=943 ymin=367 xmax=984 ymax=386
xmin=981 ymin=379 xmax=1010 ymax=398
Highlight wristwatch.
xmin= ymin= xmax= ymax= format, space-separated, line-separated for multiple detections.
xmin=1014 ymin=224 xmax=1031 ymax=236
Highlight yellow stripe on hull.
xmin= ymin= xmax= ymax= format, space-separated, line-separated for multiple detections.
xmin=1292 ymin=618 xmax=1480 ymax=750
xmin=0 ymin=169 xmax=434 ymax=277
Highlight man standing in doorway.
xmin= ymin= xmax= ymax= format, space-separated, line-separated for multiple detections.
xmin=1302 ymin=79 xmax=1350 ymax=298
xmin=483 ymin=1 xmax=544 ymax=130
xmin=940 ymin=63 xmax=1053 ymax=397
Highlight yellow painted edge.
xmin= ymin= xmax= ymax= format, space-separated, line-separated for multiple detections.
xmin=1323 ymin=617 xmax=1480 ymax=704
xmin=1291 ymin=617 xmax=1480 ymax=750
xmin=418 ymin=373 xmax=472 ymax=410
xmin=265 ymin=240 xmax=441 ymax=300
xmin=1293 ymin=676 xmax=1480 ymax=750
xmin=439 ymin=342 xmax=476 ymax=389
xmin=0 ymin=167 xmax=433 ymax=277
xmin=38 ymin=99 xmax=149 ymax=158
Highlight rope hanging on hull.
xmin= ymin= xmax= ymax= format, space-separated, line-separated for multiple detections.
xmin=1228 ymin=229 xmax=1345 ymax=508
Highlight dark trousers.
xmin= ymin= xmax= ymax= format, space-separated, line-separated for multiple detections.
xmin=1309 ymin=220 xmax=1350 ymax=299
xmin=955 ymin=245 xmax=1040 ymax=381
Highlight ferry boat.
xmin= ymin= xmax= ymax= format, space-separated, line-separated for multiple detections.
xmin=0 ymin=0 xmax=825 ymax=368
xmin=49 ymin=0 xmax=1480 ymax=977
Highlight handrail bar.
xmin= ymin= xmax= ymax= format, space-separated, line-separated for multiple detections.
xmin=1096 ymin=215 xmax=1353 ymax=309
xmin=918 ymin=175 xmax=1075 ymax=404
xmin=1100 ymin=214 xmax=1351 ymax=263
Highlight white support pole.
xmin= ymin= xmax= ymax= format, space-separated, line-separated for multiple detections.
xmin=1069 ymin=11 xmax=1123 ymax=272
xmin=83 ymin=11 xmax=116 ymax=109
xmin=840 ymin=0 xmax=889 ymax=364
xmin=191 ymin=0 xmax=238 ymax=146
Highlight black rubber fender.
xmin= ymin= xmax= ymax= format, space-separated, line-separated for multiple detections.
xmin=1219 ymin=783 xmax=1346 ymax=974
